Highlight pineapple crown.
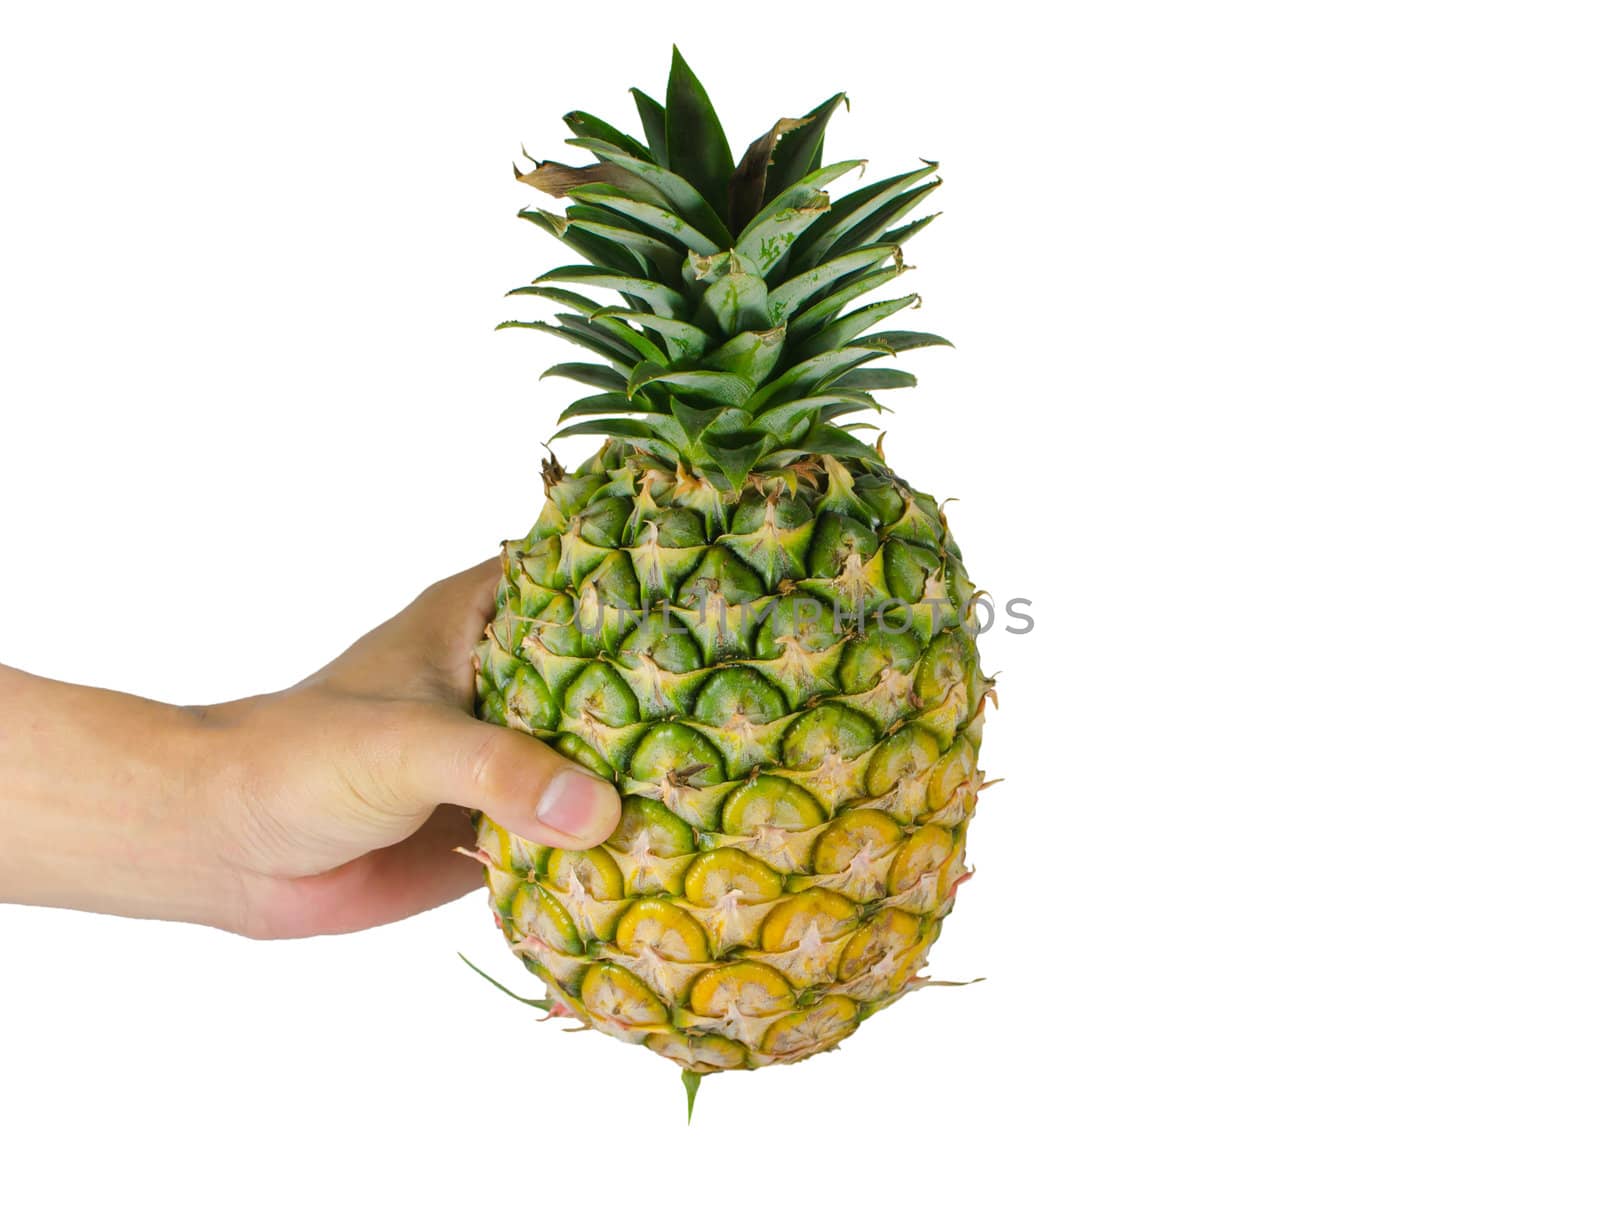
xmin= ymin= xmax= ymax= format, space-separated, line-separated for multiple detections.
xmin=504 ymin=47 xmax=947 ymax=489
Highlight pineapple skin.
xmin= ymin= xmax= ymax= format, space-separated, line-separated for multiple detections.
xmin=472 ymin=441 xmax=989 ymax=1073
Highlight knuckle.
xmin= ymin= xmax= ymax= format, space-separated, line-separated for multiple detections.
xmin=464 ymin=728 xmax=508 ymax=806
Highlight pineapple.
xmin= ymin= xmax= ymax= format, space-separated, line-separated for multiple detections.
xmin=469 ymin=48 xmax=992 ymax=1102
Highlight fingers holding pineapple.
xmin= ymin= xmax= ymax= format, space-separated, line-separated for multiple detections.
xmin=302 ymin=557 xmax=503 ymax=704
xmin=200 ymin=567 xmax=622 ymax=937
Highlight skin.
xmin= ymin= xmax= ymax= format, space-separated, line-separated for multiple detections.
xmin=0 ymin=559 xmax=620 ymax=938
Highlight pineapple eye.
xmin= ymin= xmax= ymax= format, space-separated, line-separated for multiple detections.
xmin=615 ymin=898 xmax=712 ymax=963
xmin=545 ymin=848 xmax=626 ymax=901
xmin=644 ymin=1031 xmax=748 ymax=1073
xmin=757 ymin=890 xmax=857 ymax=953
xmin=687 ymin=963 xmax=794 ymax=1019
xmin=760 ymin=996 xmax=859 ymax=1059
xmin=580 ymin=963 xmax=669 ymax=1027
xmin=888 ymin=825 xmax=957 ymax=897
xmin=837 ymin=626 xmax=920 ymax=694
xmin=502 ymin=665 xmax=558 ymax=732
xmin=629 ymin=723 xmax=726 ymax=786
xmin=682 ymin=848 xmax=783 ymax=905
xmin=805 ymin=511 xmax=879 ymax=577
xmin=838 ymin=908 xmax=926 ymax=989
xmin=811 ymin=810 xmax=902 ymax=878
xmin=883 ymin=538 xmax=942 ymax=605
xmin=606 ymin=798 xmax=696 ymax=859
xmin=865 ymin=724 xmax=942 ymax=798
xmin=509 ymin=883 xmax=583 ymax=956
xmin=691 ymin=667 xmax=786 ymax=724
xmin=718 ymin=776 xmax=825 ymax=835
xmin=575 ymin=495 xmax=631 ymax=548
xmin=781 ymin=703 xmax=878 ymax=769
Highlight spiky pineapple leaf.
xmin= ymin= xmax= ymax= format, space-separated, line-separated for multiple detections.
xmin=551 ymin=418 xmax=678 ymax=463
xmin=503 ymin=284 xmax=604 ymax=314
xmin=854 ymin=329 xmax=952 ymax=355
xmin=519 ymin=208 xmax=645 ymax=278
xmin=880 ymin=212 xmax=942 ymax=248
xmin=664 ymin=48 xmax=735 ymax=228
xmin=458 ymin=954 xmax=552 ymax=1011
xmin=558 ymin=392 xmax=656 ymax=422
xmin=568 ymin=185 xmax=721 ymax=256
xmin=682 ymin=1069 xmax=703 ymax=1123
xmin=822 ymin=180 xmax=942 ymax=268
xmin=628 ymin=364 xmax=754 ymax=406
xmin=830 ymin=367 xmax=917 ymax=391
xmin=767 ymin=245 xmax=900 ymax=324
xmin=791 ymin=164 xmax=940 ymax=269
xmin=535 ymin=265 xmax=688 ymax=317
xmin=795 ymin=293 xmax=920 ymax=357
xmin=699 ymin=433 xmax=770 ymax=488
xmin=737 ymin=160 xmax=865 ymax=268
xmin=703 ymin=327 xmax=786 ymax=384
xmin=514 ymin=159 xmax=635 ymax=197
xmin=729 ymin=115 xmax=811 ymax=232
xmin=750 ymin=393 xmax=876 ymax=443
xmin=816 ymin=397 xmax=886 ymax=421
xmin=795 ymin=420 xmax=882 ymax=461
xmin=562 ymin=110 xmax=651 ymax=161
xmin=591 ymin=308 xmax=711 ymax=360
xmin=744 ymin=346 xmax=881 ymax=413
xmin=499 ymin=319 xmax=635 ymax=370
xmin=568 ymin=136 xmax=734 ymax=247
xmin=631 ymin=88 xmax=668 ymax=162
xmin=787 ymin=266 xmax=908 ymax=337
xmin=584 ymin=314 xmax=670 ymax=365
xmin=541 ymin=362 xmax=628 ymax=391
xmin=507 ymin=55 xmax=947 ymax=480
xmin=765 ymin=92 xmax=848 ymax=202
xmin=733 ymin=195 xmax=830 ymax=276
xmin=565 ymin=214 xmax=681 ymax=278
xmin=688 ymin=257 xmax=771 ymax=334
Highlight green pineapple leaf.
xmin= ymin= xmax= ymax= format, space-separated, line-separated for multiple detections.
xmin=503 ymin=283 xmax=604 ymax=315
xmin=790 ymin=164 xmax=940 ymax=269
xmin=540 ymin=362 xmax=628 ymax=391
xmin=535 ymin=265 xmax=689 ymax=317
xmin=497 ymin=319 xmax=635 ymax=370
xmin=631 ymin=88 xmax=668 ymax=162
xmin=665 ymin=47 xmax=735 ymax=227
xmin=729 ymin=115 xmax=812 ymax=232
xmin=568 ymin=136 xmax=734 ymax=247
xmin=557 ymin=392 xmax=656 ymax=422
xmin=765 ymin=92 xmax=848 ymax=202
xmin=767 ymin=245 xmax=901 ymax=324
xmin=628 ymin=365 xmax=754 ymax=407
xmin=591 ymin=309 xmax=711 ymax=361
xmin=681 ymin=1069 xmax=703 ymax=1124
xmin=829 ymin=367 xmax=917 ymax=391
xmin=562 ymin=109 xmax=651 ymax=161
xmin=457 ymin=954 xmax=552 ymax=1011
xmin=568 ymin=185 xmax=721 ymax=256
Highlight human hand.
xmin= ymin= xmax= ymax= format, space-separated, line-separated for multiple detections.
xmin=0 ymin=560 xmax=621 ymax=938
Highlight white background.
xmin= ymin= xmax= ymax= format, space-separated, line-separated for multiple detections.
xmin=2 ymin=2 xmax=1597 ymax=1219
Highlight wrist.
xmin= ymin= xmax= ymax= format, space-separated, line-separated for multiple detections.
xmin=0 ymin=666 xmax=244 ymax=930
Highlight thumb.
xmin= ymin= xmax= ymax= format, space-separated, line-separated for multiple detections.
xmin=391 ymin=704 xmax=621 ymax=849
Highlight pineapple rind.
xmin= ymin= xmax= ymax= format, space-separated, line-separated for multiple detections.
xmin=474 ymin=442 xmax=987 ymax=1071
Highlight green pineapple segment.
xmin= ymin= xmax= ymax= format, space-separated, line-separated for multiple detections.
xmin=472 ymin=50 xmax=989 ymax=1075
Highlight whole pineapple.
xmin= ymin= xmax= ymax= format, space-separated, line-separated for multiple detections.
xmin=470 ymin=49 xmax=992 ymax=1095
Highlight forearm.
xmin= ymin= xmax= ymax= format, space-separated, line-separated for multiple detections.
xmin=0 ymin=665 xmax=238 ymax=928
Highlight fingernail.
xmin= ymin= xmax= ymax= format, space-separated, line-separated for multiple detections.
xmin=536 ymin=769 xmax=619 ymax=840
